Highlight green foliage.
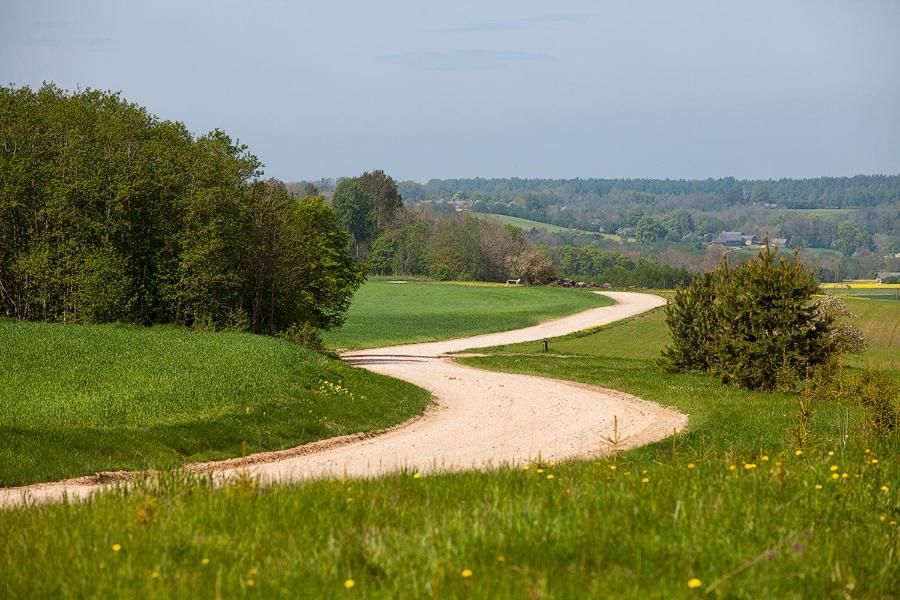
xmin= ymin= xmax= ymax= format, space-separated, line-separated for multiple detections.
xmin=0 ymin=319 xmax=430 ymax=485
xmin=555 ymin=246 xmax=693 ymax=288
xmin=276 ymin=322 xmax=323 ymax=351
xmin=332 ymin=178 xmax=375 ymax=249
xmin=663 ymin=245 xmax=836 ymax=390
xmin=0 ymin=84 xmax=363 ymax=335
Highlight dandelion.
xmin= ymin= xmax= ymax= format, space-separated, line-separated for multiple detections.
xmin=865 ymin=449 xmax=871 ymax=454
xmin=609 ymin=464 xmax=617 ymax=470
xmin=521 ymin=464 xmax=530 ymax=471
xmin=880 ymin=515 xmax=886 ymax=522
xmin=743 ymin=463 xmax=757 ymax=470
xmin=841 ymin=473 xmax=848 ymax=479
xmin=344 ymin=579 xmax=355 ymax=590
xmin=831 ymin=473 xmax=840 ymax=480
xmin=151 ymin=571 xmax=160 ymax=579
xmin=546 ymin=474 xmax=555 ymax=480
xmin=641 ymin=477 xmax=650 ymax=483
xmin=201 ymin=558 xmax=210 ymax=566
xmin=461 ymin=569 xmax=473 ymax=578
xmin=871 ymin=459 xmax=879 ymax=464
xmin=246 ymin=579 xmax=255 ymax=587
xmin=249 ymin=567 xmax=258 ymax=576
xmin=728 ymin=465 xmax=737 ymax=471
xmin=536 ymin=468 xmax=545 ymax=474
xmin=830 ymin=465 xmax=839 ymax=471
xmin=496 ymin=555 xmax=506 ymax=563
xmin=112 ymin=544 xmax=122 ymax=553
xmin=687 ymin=463 xmax=695 ymax=469
xmin=413 ymin=472 xmax=422 ymax=479
xmin=827 ymin=451 xmax=834 ymax=457
xmin=881 ymin=485 xmax=889 ymax=493
xmin=687 ymin=578 xmax=702 ymax=589
xmin=794 ymin=450 xmax=803 ymax=456
xmin=760 ymin=455 xmax=769 ymax=462
xmin=815 ymin=484 xmax=823 ymax=490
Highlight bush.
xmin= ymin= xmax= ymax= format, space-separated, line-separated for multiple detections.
xmin=277 ymin=322 xmax=323 ymax=351
xmin=662 ymin=243 xmax=841 ymax=390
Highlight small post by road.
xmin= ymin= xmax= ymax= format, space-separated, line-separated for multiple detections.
xmin=542 ymin=338 xmax=549 ymax=352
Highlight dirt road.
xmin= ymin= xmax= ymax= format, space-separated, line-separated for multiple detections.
xmin=1 ymin=291 xmax=686 ymax=507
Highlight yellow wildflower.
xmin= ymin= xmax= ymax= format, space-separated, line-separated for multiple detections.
xmin=546 ymin=474 xmax=555 ymax=480
xmin=743 ymin=463 xmax=757 ymax=470
xmin=841 ymin=473 xmax=848 ymax=479
xmin=729 ymin=465 xmax=737 ymax=471
xmin=496 ymin=555 xmax=506 ymax=563
xmin=522 ymin=464 xmax=530 ymax=471
xmin=249 ymin=567 xmax=258 ymax=576
xmin=151 ymin=571 xmax=160 ymax=579
xmin=760 ymin=455 xmax=769 ymax=462
xmin=830 ymin=465 xmax=839 ymax=471
xmin=687 ymin=578 xmax=702 ymax=589
xmin=536 ymin=468 xmax=545 ymax=474
xmin=246 ymin=579 xmax=255 ymax=587
xmin=641 ymin=477 xmax=650 ymax=483
xmin=831 ymin=473 xmax=840 ymax=480
xmin=687 ymin=463 xmax=695 ymax=469
xmin=201 ymin=558 xmax=210 ymax=565
xmin=413 ymin=472 xmax=422 ymax=479
xmin=881 ymin=485 xmax=889 ymax=493
xmin=827 ymin=451 xmax=834 ymax=457
xmin=865 ymin=449 xmax=870 ymax=454
xmin=815 ymin=484 xmax=823 ymax=490
xmin=344 ymin=579 xmax=355 ymax=590
xmin=112 ymin=544 xmax=122 ymax=553
xmin=871 ymin=459 xmax=879 ymax=464
xmin=794 ymin=450 xmax=803 ymax=456
xmin=461 ymin=568 xmax=473 ymax=578
xmin=609 ymin=464 xmax=617 ymax=470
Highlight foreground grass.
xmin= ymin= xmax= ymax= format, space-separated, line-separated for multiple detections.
xmin=0 ymin=320 xmax=429 ymax=486
xmin=323 ymin=278 xmax=611 ymax=349
xmin=2 ymin=307 xmax=896 ymax=598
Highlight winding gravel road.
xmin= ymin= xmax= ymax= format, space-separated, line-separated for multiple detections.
xmin=1 ymin=291 xmax=686 ymax=508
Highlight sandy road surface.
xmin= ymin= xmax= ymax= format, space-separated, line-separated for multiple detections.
xmin=1 ymin=292 xmax=686 ymax=508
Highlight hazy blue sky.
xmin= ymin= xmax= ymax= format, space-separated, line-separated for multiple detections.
xmin=3 ymin=0 xmax=899 ymax=181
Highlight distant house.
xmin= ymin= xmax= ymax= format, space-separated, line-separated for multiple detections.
xmin=876 ymin=271 xmax=900 ymax=284
xmin=771 ymin=238 xmax=790 ymax=248
xmin=712 ymin=231 xmax=757 ymax=247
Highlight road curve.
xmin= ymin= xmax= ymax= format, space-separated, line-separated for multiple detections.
xmin=1 ymin=291 xmax=686 ymax=508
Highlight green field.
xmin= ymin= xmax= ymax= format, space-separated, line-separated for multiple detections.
xmin=782 ymin=208 xmax=858 ymax=217
xmin=2 ymin=305 xmax=897 ymax=598
xmin=844 ymin=297 xmax=900 ymax=370
xmin=478 ymin=212 xmax=627 ymax=241
xmin=0 ymin=320 xmax=430 ymax=486
xmin=323 ymin=278 xmax=612 ymax=349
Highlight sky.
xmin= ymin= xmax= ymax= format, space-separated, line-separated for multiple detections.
xmin=2 ymin=0 xmax=899 ymax=182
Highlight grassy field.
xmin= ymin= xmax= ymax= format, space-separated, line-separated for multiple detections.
xmin=843 ymin=297 xmax=900 ymax=370
xmin=0 ymin=320 xmax=430 ymax=486
xmin=782 ymin=208 xmax=858 ymax=217
xmin=478 ymin=212 xmax=628 ymax=241
xmin=2 ymin=300 xmax=896 ymax=597
xmin=323 ymin=278 xmax=612 ymax=349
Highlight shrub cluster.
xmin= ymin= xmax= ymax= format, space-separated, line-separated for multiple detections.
xmin=662 ymin=243 xmax=851 ymax=390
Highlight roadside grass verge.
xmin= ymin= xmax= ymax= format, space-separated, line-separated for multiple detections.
xmin=0 ymin=320 xmax=430 ymax=486
xmin=323 ymin=278 xmax=611 ymax=350
xmin=2 ymin=304 xmax=896 ymax=597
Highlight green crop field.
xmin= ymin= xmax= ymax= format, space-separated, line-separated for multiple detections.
xmin=2 ymin=298 xmax=897 ymax=598
xmin=323 ymin=278 xmax=612 ymax=349
xmin=844 ymin=297 xmax=900 ymax=370
xmin=478 ymin=212 xmax=626 ymax=241
xmin=0 ymin=320 xmax=430 ymax=486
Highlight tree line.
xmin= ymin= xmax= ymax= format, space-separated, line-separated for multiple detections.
xmin=0 ymin=84 xmax=364 ymax=339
